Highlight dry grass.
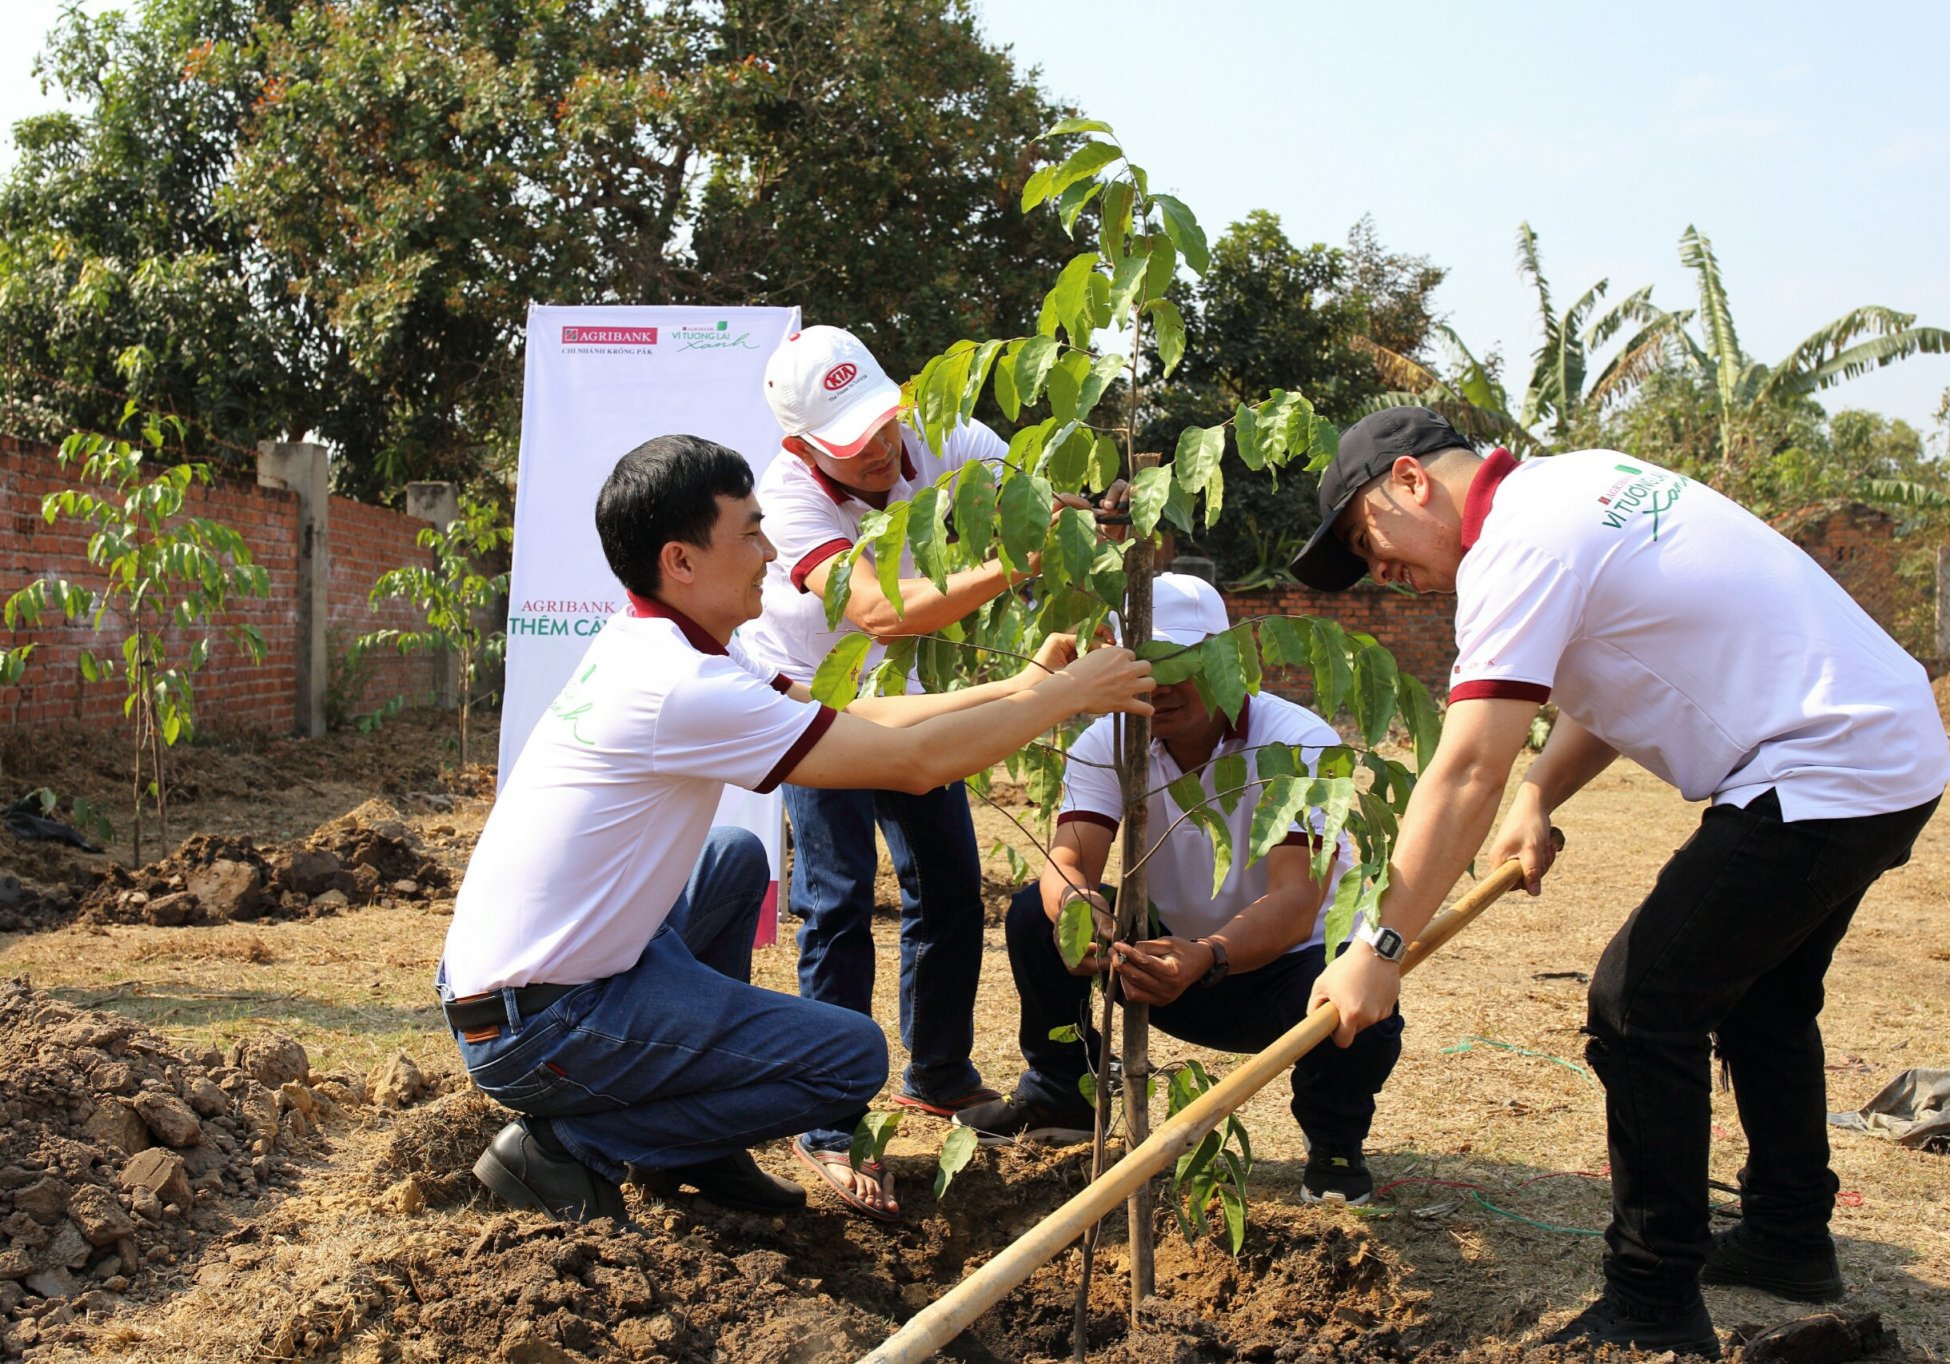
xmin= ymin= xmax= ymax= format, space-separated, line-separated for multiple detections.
xmin=3 ymin=746 xmax=1946 ymax=1357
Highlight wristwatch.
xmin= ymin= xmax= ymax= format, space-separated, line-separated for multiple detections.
xmin=1195 ymin=937 xmax=1230 ymax=988
xmin=1353 ymin=921 xmax=1407 ymax=964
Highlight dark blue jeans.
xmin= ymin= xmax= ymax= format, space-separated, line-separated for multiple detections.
xmin=442 ymin=827 xmax=887 ymax=1183
xmin=783 ymin=780 xmax=985 ymax=1151
xmin=1585 ymin=789 xmax=1940 ymax=1315
xmin=1004 ymin=884 xmax=1403 ymax=1152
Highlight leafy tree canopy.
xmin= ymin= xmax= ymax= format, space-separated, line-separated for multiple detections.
xmin=0 ymin=0 xmax=1078 ymax=501
xmin=1139 ymin=211 xmax=1446 ymax=585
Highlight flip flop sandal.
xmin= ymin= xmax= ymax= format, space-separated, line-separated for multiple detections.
xmin=792 ymin=1138 xmax=900 ymax=1224
xmin=888 ymin=1085 xmax=1003 ymax=1118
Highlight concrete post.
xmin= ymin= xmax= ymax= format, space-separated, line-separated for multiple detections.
xmin=1937 ymin=546 xmax=1950 ymax=661
xmin=404 ymin=481 xmax=461 ymax=709
xmin=256 ymin=442 xmax=330 ymax=738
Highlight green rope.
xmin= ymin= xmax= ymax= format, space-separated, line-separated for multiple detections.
xmin=1468 ymin=1191 xmax=1605 ymax=1238
xmin=1441 ymin=1034 xmax=1596 ymax=1087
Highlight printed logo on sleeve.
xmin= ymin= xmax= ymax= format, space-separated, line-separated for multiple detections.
xmin=1596 ymin=462 xmax=1686 ymax=540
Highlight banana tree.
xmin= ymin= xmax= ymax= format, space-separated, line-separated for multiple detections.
xmin=1514 ymin=221 xmax=1688 ymax=442
xmin=1351 ymin=324 xmax=1540 ymax=453
xmin=1677 ymin=223 xmax=1950 ymax=469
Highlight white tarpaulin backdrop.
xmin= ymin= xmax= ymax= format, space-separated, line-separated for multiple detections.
xmin=503 ymin=303 xmax=802 ymax=942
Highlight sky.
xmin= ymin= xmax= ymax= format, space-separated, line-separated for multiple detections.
xmin=2 ymin=0 xmax=1946 ymax=438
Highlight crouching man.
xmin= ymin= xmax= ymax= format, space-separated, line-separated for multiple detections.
xmin=438 ymin=434 xmax=1153 ymax=1223
xmin=954 ymin=574 xmax=1404 ymax=1204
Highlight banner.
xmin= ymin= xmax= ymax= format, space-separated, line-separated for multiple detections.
xmin=505 ymin=304 xmax=802 ymax=943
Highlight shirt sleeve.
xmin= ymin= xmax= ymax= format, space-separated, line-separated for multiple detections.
xmin=1056 ymin=717 xmax=1122 ymax=832
xmin=656 ymin=659 xmax=836 ymax=795
xmin=1449 ymin=537 xmax=1587 ymax=703
xmin=764 ymin=469 xmax=858 ymax=595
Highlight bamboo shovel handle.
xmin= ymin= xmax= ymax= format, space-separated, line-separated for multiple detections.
xmin=856 ymin=829 xmax=1564 ymax=1364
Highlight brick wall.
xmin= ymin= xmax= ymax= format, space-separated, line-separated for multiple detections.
xmin=1224 ymin=499 xmax=1912 ymax=705
xmin=328 ymin=496 xmax=443 ymax=717
xmin=0 ymin=438 xmax=440 ymax=735
xmin=1221 ymin=582 xmax=1459 ymax=706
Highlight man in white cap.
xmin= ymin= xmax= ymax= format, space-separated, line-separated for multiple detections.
xmin=1295 ymin=407 xmax=1946 ymax=1355
xmin=736 ymin=324 xmax=1053 ymax=1221
xmin=954 ymin=573 xmax=1405 ymax=1206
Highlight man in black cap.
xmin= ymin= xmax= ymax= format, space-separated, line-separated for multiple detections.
xmin=1294 ymin=407 xmax=1946 ymax=1357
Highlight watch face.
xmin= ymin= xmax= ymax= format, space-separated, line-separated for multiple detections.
xmin=1375 ymin=927 xmax=1406 ymax=961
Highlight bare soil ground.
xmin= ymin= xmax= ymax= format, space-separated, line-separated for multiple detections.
xmin=0 ymin=709 xmax=1944 ymax=1363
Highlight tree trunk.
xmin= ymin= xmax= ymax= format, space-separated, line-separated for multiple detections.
xmin=1117 ymin=451 xmax=1161 ymax=1319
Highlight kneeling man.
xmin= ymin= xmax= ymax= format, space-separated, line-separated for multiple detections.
xmin=439 ymin=435 xmax=1153 ymax=1224
xmin=956 ymin=574 xmax=1404 ymax=1205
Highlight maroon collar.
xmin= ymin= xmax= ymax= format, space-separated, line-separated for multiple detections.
xmin=1460 ymin=447 xmax=1519 ymax=552
xmin=798 ymin=446 xmax=920 ymax=510
xmin=625 ymin=593 xmax=727 ymax=655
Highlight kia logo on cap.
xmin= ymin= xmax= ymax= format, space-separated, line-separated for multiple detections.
xmin=823 ymin=363 xmax=858 ymax=392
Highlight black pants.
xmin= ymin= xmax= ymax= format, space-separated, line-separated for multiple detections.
xmin=1004 ymin=885 xmax=1403 ymax=1151
xmin=1587 ymin=788 xmax=1939 ymax=1313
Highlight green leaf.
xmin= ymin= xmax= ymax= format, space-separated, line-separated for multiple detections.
xmin=1055 ymin=508 xmax=1097 ymax=587
xmin=1350 ymin=641 xmax=1400 ymax=747
xmin=908 ymin=487 xmax=951 ymax=594
xmin=1078 ymin=1072 xmax=1098 ymax=1108
xmin=1213 ymin=752 xmax=1247 ymax=816
xmin=1076 ymin=352 xmax=1126 ymax=422
xmin=1107 ymin=250 xmax=1148 ymax=326
xmin=1044 ymin=419 xmax=1090 ymax=490
xmin=1042 ymin=252 xmax=1103 ymax=347
xmin=1098 ymin=179 xmax=1134 ymax=262
xmin=871 ymin=503 xmax=911 ymax=617
xmin=1200 ymin=628 xmax=1247 ymax=724
xmin=1247 ymin=776 xmax=1309 ymax=865
xmin=1142 ymin=231 xmax=1177 ymax=301
xmin=1202 ymin=462 xmax=1225 ymax=530
xmin=1173 ymin=425 xmax=1225 ymax=495
xmin=1023 ymin=742 xmax=1066 ymax=811
xmin=810 ymin=633 xmax=873 ymax=709
xmin=1152 ymin=194 xmax=1211 ymax=274
xmin=1233 ymin=401 xmax=1264 ymax=471
xmin=1254 ymin=743 xmax=1299 ymax=781
xmin=1128 ymin=465 xmax=1173 ymax=539
xmin=1057 ymin=898 xmax=1097 ymax=971
xmin=952 ymin=462 xmax=998 ymax=563
xmin=867 ymin=637 xmax=920 ymax=697
xmin=1014 ymin=335 xmax=1062 ymax=405
xmin=850 ymin=1110 xmax=903 ymax=1171
xmin=1398 ymin=672 xmax=1443 ymax=773
xmin=1312 ymin=777 xmax=1358 ymax=882
xmin=1048 ymin=1024 xmax=1082 ymax=1044
xmin=1021 ymin=163 xmax=1058 ymax=213
xmin=1147 ymin=298 xmax=1186 ymax=377
xmin=997 ymin=472 xmax=1053 ymax=578
xmin=1217 ymin=1183 xmax=1247 ymax=1254
xmin=1166 ymin=771 xmax=1207 ymax=816
xmin=1042 ymin=116 xmax=1117 ymax=139
xmin=1257 ymin=616 xmax=1310 ymax=670
xmin=962 ymin=339 xmax=1005 ymax=423
xmin=1136 ymin=638 xmax=1202 ymax=686
xmin=1048 ymin=140 xmax=1122 ymax=198
xmin=1306 ymin=617 xmax=1355 ymax=719
xmin=1229 ymin=621 xmax=1261 ymax=697
xmin=993 ymin=349 xmax=1021 ymax=422
xmin=935 ymin=1125 xmax=980 ymax=1200
xmin=1055 ymin=177 xmax=1103 ymax=235
xmin=1087 ymin=433 xmax=1121 ymax=494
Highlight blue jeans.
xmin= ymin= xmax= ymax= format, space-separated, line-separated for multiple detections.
xmin=1005 ymin=884 xmax=1403 ymax=1152
xmin=441 ymin=827 xmax=887 ymax=1183
xmin=783 ymin=781 xmax=985 ymax=1151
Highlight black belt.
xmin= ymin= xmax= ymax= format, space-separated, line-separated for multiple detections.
xmin=442 ymin=982 xmax=577 ymax=1033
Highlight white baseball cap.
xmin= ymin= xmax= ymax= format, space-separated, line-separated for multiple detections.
xmin=1144 ymin=573 xmax=1232 ymax=646
xmin=762 ymin=325 xmax=905 ymax=459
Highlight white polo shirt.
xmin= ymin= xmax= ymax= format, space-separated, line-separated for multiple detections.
xmin=740 ymin=419 xmax=1009 ymax=685
xmin=442 ymin=601 xmax=836 ymax=994
xmin=1450 ymin=448 xmax=1949 ymax=821
xmin=1056 ymin=694 xmax=1353 ymax=950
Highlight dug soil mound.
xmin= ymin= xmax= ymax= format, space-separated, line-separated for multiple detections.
xmin=76 ymin=800 xmax=450 ymax=929
xmin=325 ymin=1103 xmax=1429 ymax=1364
xmin=0 ymin=980 xmax=361 ymax=1358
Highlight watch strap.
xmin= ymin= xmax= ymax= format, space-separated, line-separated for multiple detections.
xmin=1196 ymin=937 xmax=1230 ymax=988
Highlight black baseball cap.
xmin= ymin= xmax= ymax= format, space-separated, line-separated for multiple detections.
xmin=1289 ymin=406 xmax=1475 ymax=591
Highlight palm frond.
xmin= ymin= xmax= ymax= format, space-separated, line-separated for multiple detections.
xmin=1759 ymin=314 xmax=1947 ymax=400
xmin=1514 ymin=221 xmax=1553 ymax=329
xmin=1678 ymin=224 xmax=1742 ymax=410
xmin=1584 ymin=285 xmax=1660 ymax=352
xmin=1858 ymin=478 xmax=1950 ymax=509
xmin=1350 ymin=334 xmax=1440 ymax=392
xmin=1586 ymin=321 xmax=1684 ymax=410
